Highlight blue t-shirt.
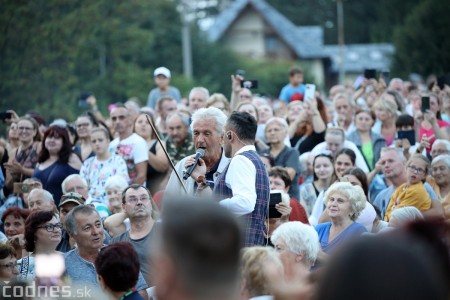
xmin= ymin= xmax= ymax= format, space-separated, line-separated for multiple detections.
xmin=64 ymin=249 xmax=147 ymax=291
xmin=315 ymin=222 xmax=366 ymax=254
xmin=279 ymin=83 xmax=306 ymax=104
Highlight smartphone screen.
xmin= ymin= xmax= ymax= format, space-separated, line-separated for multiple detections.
xmin=353 ymin=75 xmax=364 ymax=90
xmin=240 ymin=80 xmax=258 ymax=89
xmin=381 ymin=70 xmax=390 ymax=83
xmin=304 ymin=84 xmax=316 ymax=102
xmin=269 ymin=193 xmax=282 ymax=218
xmin=397 ymin=130 xmax=416 ymax=146
xmin=364 ymin=69 xmax=376 ymax=79
xmin=421 ymin=96 xmax=430 ymax=112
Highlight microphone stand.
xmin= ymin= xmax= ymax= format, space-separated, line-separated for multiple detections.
xmin=145 ymin=114 xmax=188 ymax=194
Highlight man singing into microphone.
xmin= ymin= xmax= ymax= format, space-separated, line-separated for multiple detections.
xmin=164 ymin=107 xmax=231 ymax=199
xmin=188 ymin=111 xmax=270 ymax=246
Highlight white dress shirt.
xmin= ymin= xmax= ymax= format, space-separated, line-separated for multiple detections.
xmin=219 ymin=145 xmax=258 ymax=216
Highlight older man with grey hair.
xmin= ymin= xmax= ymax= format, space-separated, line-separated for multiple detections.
xmin=27 ymin=188 xmax=55 ymax=213
xmin=431 ymin=139 xmax=450 ymax=159
xmin=164 ymin=107 xmax=230 ymax=199
xmin=165 ymin=111 xmax=195 ymax=165
xmin=64 ymin=205 xmax=147 ymax=295
xmin=188 ymin=87 xmax=210 ymax=113
xmin=61 ymin=174 xmax=89 ymax=199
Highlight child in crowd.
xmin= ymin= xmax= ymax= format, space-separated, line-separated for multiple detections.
xmin=146 ymin=66 xmax=181 ymax=109
xmin=278 ymin=66 xmax=306 ymax=104
xmin=384 ymin=154 xmax=431 ymax=221
xmin=80 ymin=127 xmax=129 ymax=216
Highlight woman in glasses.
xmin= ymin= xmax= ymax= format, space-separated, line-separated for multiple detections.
xmin=4 ymin=116 xmax=41 ymax=192
xmin=17 ymin=210 xmax=62 ymax=280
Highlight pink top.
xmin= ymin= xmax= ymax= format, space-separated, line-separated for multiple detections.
xmin=385 ymin=134 xmax=395 ymax=146
xmin=419 ymin=119 xmax=450 ymax=152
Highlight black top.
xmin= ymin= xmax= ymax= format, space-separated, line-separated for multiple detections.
xmin=146 ymin=141 xmax=167 ymax=196
xmin=290 ymin=131 xmax=325 ymax=154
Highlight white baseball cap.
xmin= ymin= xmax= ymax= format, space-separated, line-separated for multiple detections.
xmin=154 ymin=66 xmax=171 ymax=78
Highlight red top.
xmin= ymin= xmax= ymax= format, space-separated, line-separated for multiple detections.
xmin=289 ymin=198 xmax=309 ymax=224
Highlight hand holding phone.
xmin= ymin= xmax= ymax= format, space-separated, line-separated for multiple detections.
xmin=269 ymin=192 xmax=282 ymax=218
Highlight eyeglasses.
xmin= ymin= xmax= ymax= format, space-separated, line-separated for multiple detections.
xmin=111 ymin=115 xmax=127 ymax=121
xmin=77 ymin=123 xmax=91 ymax=128
xmin=127 ymin=196 xmax=151 ymax=204
xmin=37 ymin=223 xmax=63 ymax=232
xmin=408 ymin=165 xmax=425 ymax=175
xmin=18 ymin=127 xmax=33 ymax=131
xmin=0 ymin=263 xmax=18 ymax=270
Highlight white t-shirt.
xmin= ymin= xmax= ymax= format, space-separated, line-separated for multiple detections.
xmin=109 ymin=133 xmax=148 ymax=182
xmin=310 ymin=140 xmax=369 ymax=172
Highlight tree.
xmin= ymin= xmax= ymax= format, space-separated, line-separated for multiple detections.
xmin=391 ymin=0 xmax=450 ymax=77
xmin=0 ymin=0 xmax=183 ymax=121
xmin=370 ymin=0 xmax=422 ymax=43
xmin=266 ymin=0 xmax=377 ymax=44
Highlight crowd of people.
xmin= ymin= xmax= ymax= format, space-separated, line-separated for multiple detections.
xmin=0 ymin=65 xmax=449 ymax=299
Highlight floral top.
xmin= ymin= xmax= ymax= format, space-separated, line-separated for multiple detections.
xmin=80 ymin=154 xmax=130 ymax=205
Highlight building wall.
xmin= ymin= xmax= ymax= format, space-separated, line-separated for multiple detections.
xmin=263 ymin=21 xmax=295 ymax=60
xmin=223 ymin=8 xmax=265 ymax=58
xmin=222 ymin=7 xmax=295 ymax=60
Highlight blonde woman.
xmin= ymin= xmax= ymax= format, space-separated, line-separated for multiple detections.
xmin=373 ymin=96 xmax=398 ymax=146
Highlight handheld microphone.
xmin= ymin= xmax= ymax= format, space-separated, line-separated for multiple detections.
xmin=183 ymin=149 xmax=205 ymax=180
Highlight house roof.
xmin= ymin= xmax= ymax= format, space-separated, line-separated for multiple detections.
xmin=207 ymin=0 xmax=326 ymax=59
xmin=323 ymin=43 xmax=395 ymax=73
xmin=207 ymin=0 xmax=394 ymax=73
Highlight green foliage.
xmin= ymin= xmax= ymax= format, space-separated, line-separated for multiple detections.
xmin=1 ymin=0 xmax=448 ymax=126
xmin=0 ymin=0 xmax=182 ymax=121
xmin=391 ymin=0 xmax=450 ymax=77
xmin=370 ymin=0 xmax=422 ymax=43
xmin=265 ymin=0 xmax=377 ymax=44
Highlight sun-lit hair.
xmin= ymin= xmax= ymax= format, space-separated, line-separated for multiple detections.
xmin=240 ymin=246 xmax=283 ymax=298
xmin=323 ymin=182 xmax=367 ymax=221
xmin=390 ymin=206 xmax=423 ymax=227
xmin=190 ymin=107 xmax=227 ymax=135
xmin=271 ymin=221 xmax=320 ymax=267
xmin=265 ymin=117 xmax=288 ymax=131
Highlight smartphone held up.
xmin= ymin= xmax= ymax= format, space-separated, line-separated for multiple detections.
xmin=304 ymin=84 xmax=316 ymax=102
